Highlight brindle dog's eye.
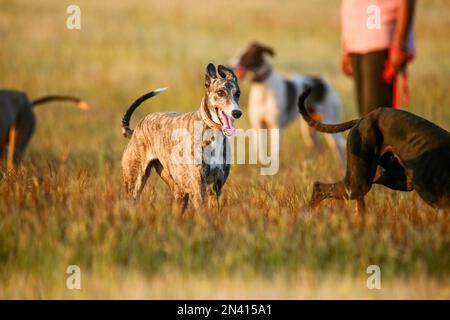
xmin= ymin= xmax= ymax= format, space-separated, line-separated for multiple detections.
xmin=217 ymin=90 xmax=226 ymax=98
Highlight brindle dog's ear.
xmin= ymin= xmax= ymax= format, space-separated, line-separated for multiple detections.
xmin=218 ymin=65 xmax=237 ymax=82
xmin=205 ymin=63 xmax=217 ymax=88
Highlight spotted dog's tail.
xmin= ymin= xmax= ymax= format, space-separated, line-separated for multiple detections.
xmin=31 ymin=95 xmax=89 ymax=110
xmin=121 ymin=88 xmax=167 ymax=139
xmin=298 ymin=87 xmax=358 ymax=133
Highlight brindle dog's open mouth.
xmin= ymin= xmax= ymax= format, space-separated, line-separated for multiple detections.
xmin=215 ymin=108 xmax=236 ymax=136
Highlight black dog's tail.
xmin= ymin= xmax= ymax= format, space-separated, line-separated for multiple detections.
xmin=121 ymin=88 xmax=167 ymax=139
xmin=31 ymin=95 xmax=89 ymax=110
xmin=298 ymin=87 xmax=358 ymax=133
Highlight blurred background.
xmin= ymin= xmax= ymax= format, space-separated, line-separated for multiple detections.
xmin=0 ymin=0 xmax=449 ymax=298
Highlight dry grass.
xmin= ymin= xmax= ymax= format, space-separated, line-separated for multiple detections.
xmin=0 ymin=0 xmax=449 ymax=299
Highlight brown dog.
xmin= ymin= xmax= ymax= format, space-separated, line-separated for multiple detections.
xmin=0 ymin=89 xmax=88 ymax=171
xmin=298 ymin=87 xmax=450 ymax=213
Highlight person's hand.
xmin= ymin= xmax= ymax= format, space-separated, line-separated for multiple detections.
xmin=341 ymin=52 xmax=353 ymax=77
xmin=389 ymin=49 xmax=408 ymax=75
xmin=384 ymin=47 xmax=415 ymax=83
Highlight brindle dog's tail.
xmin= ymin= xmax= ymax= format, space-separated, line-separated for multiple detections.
xmin=121 ymin=88 xmax=167 ymax=139
xmin=31 ymin=95 xmax=89 ymax=110
xmin=298 ymin=87 xmax=359 ymax=133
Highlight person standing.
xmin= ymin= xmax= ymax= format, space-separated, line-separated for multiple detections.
xmin=341 ymin=0 xmax=416 ymax=116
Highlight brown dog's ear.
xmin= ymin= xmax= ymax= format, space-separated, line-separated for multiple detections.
xmin=250 ymin=42 xmax=275 ymax=57
xmin=260 ymin=44 xmax=275 ymax=57
xmin=205 ymin=63 xmax=217 ymax=88
xmin=218 ymin=65 xmax=237 ymax=81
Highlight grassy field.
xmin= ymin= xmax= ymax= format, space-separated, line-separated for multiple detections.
xmin=0 ymin=0 xmax=449 ymax=299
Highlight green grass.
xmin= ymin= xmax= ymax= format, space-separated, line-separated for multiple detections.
xmin=0 ymin=0 xmax=449 ymax=299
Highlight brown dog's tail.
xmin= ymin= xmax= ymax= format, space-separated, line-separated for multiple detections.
xmin=298 ymin=87 xmax=358 ymax=133
xmin=121 ymin=88 xmax=167 ymax=139
xmin=31 ymin=95 xmax=89 ymax=110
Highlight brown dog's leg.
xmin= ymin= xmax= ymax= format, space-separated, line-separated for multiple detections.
xmin=7 ymin=126 xmax=17 ymax=172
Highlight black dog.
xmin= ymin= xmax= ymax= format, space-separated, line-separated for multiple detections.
xmin=0 ymin=89 xmax=88 ymax=171
xmin=298 ymin=88 xmax=450 ymax=213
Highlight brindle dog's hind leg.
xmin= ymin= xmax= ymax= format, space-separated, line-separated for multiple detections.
xmin=132 ymin=162 xmax=155 ymax=201
xmin=122 ymin=154 xmax=149 ymax=200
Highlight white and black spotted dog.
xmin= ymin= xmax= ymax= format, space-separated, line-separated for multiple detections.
xmin=230 ymin=42 xmax=345 ymax=160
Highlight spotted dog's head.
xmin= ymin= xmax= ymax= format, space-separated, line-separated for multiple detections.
xmin=204 ymin=63 xmax=241 ymax=136
xmin=230 ymin=42 xmax=275 ymax=80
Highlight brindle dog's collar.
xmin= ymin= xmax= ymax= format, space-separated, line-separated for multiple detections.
xmin=200 ymin=97 xmax=222 ymax=130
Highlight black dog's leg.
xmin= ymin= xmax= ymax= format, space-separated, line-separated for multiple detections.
xmin=343 ymin=119 xmax=381 ymax=214
xmin=309 ymin=180 xmax=348 ymax=208
xmin=373 ymin=151 xmax=414 ymax=192
xmin=13 ymin=107 xmax=36 ymax=165
xmin=308 ymin=117 xmax=381 ymax=214
xmin=309 ymin=180 xmax=367 ymax=216
xmin=373 ymin=166 xmax=414 ymax=192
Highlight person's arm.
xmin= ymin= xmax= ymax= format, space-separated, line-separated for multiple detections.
xmin=390 ymin=0 xmax=416 ymax=73
xmin=340 ymin=1 xmax=353 ymax=77
xmin=341 ymin=51 xmax=353 ymax=77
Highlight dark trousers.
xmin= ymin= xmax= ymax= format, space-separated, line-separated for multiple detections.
xmin=351 ymin=50 xmax=393 ymax=116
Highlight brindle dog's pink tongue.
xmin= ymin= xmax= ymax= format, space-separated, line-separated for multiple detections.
xmin=220 ymin=111 xmax=236 ymax=135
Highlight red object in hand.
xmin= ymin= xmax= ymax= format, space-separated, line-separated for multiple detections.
xmin=383 ymin=60 xmax=395 ymax=84
xmin=383 ymin=47 xmax=415 ymax=108
xmin=383 ymin=47 xmax=414 ymax=83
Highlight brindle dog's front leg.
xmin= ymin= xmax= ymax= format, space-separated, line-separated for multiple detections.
xmin=173 ymin=192 xmax=189 ymax=213
xmin=190 ymin=191 xmax=207 ymax=212
xmin=188 ymin=179 xmax=209 ymax=212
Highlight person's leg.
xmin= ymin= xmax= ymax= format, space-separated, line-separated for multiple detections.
xmin=360 ymin=50 xmax=393 ymax=114
xmin=350 ymin=54 xmax=364 ymax=116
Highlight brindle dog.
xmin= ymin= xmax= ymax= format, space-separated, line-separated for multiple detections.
xmin=121 ymin=63 xmax=242 ymax=212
